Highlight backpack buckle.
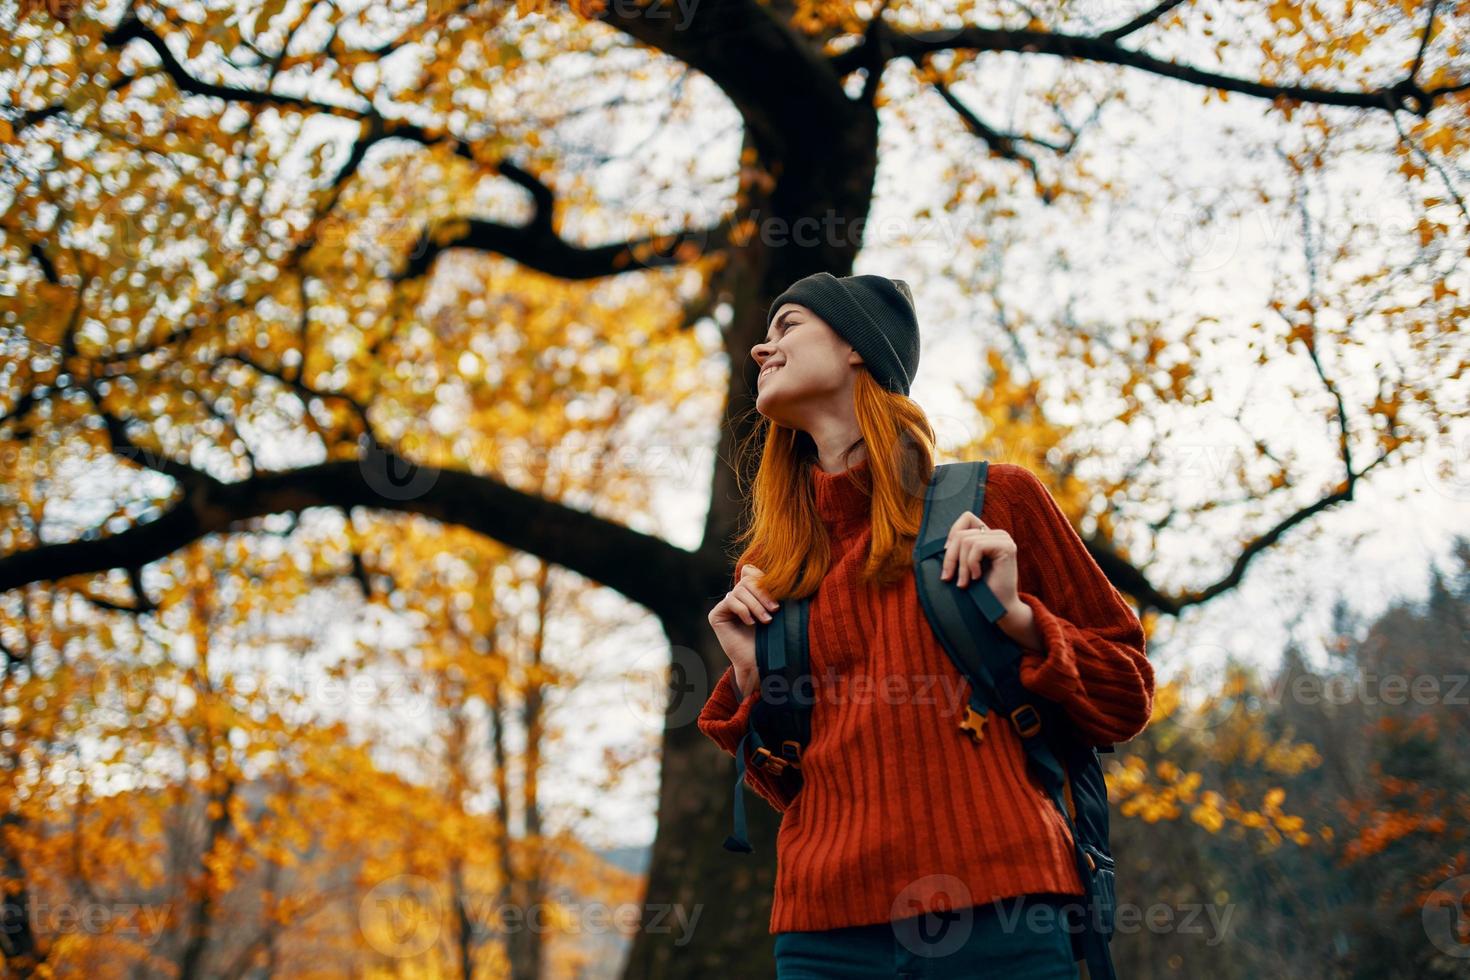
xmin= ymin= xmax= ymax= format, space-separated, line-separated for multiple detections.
xmin=1010 ymin=703 xmax=1042 ymax=738
xmin=958 ymin=705 xmax=988 ymax=744
xmin=752 ymin=746 xmax=791 ymax=774
xmin=779 ymin=739 xmax=803 ymax=767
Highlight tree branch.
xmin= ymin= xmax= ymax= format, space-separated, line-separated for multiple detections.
xmin=96 ymin=408 xmax=219 ymax=489
xmin=832 ymin=22 xmax=1467 ymax=117
xmin=102 ymin=13 xmax=371 ymax=121
xmin=0 ymin=456 xmax=708 ymax=624
xmin=928 ymin=78 xmax=1067 ymax=200
xmin=392 ymin=158 xmax=733 ymax=283
xmin=1099 ymin=0 xmax=1191 ymax=43
xmin=73 ymin=564 xmax=156 ymax=615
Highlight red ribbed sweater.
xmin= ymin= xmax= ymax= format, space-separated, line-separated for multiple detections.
xmin=697 ymin=457 xmax=1154 ymax=935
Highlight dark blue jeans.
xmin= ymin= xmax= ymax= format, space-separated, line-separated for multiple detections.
xmin=773 ymin=893 xmax=1080 ymax=979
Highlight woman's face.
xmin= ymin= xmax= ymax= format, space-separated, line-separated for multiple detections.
xmin=751 ymin=303 xmax=863 ymax=427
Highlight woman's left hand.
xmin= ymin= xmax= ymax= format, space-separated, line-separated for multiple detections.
xmin=939 ymin=511 xmax=1018 ymax=608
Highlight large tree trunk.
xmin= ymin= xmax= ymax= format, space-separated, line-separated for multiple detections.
xmin=623 ymin=113 xmax=880 ymax=973
xmin=622 ymin=616 xmax=785 ymax=979
xmin=0 ymin=812 xmax=40 ymax=976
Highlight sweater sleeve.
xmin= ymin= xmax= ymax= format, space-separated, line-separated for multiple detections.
xmin=697 ymin=665 xmax=801 ymax=813
xmin=696 ymin=564 xmax=801 ymax=813
xmin=996 ymin=464 xmax=1155 ymax=746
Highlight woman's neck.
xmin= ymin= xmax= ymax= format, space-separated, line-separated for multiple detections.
xmin=812 ymin=443 xmax=867 ymax=474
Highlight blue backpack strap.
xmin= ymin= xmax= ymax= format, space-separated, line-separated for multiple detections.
xmin=722 ymin=594 xmax=812 ymax=854
xmin=722 ymin=726 xmax=762 ymax=853
xmin=912 ymin=461 xmax=1006 ymax=709
xmin=913 ymin=461 xmax=1117 ymax=980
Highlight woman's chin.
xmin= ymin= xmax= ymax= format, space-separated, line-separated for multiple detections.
xmin=755 ymin=391 xmax=793 ymax=425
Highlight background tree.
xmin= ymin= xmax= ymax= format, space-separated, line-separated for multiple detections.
xmin=3 ymin=0 xmax=1467 ymax=975
xmin=0 ymin=466 xmax=650 ymax=977
xmin=1107 ymin=537 xmax=1470 ymax=979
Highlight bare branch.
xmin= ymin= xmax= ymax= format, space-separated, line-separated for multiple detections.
xmin=96 ymin=408 xmax=219 ymax=488
xmin=1099 ymin=0 xmax=1191 ymax=43
xmin=0 ymin=456 xmax=708 ymax=623
xmin=929 ymin=78 xmax=1067 ymax=200
xmin=1409 ymin=0 xmax=1443 ymax=82
xmin=394 ymin=160 xmax=734 ymax=282
xmin=102 ymin=13 xmax=371 ymax=120
xmin=74 ymin=564 xmax=156 ymax=615
xmin=832 ymin=22 xmax=1467 ymax=117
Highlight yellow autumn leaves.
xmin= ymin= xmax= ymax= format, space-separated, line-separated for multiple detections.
xmin=1111 ymin=675 xmax=1328 ymax=847
xmin=1109 ymin=753 xmax=1321 ymax=848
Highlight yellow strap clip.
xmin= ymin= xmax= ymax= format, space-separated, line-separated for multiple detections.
xmin=958 ymin=705 xmax=988 ymax=744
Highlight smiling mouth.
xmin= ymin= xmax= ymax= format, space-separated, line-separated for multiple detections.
xmin=759 ymin=364 xmax=783 ymax=383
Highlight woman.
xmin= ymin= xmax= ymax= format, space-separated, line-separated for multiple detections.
xmin=697 ymin=271 xmax=1155 ymax=979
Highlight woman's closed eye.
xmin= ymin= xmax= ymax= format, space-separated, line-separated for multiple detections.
xmin=769 ymin=322 xmax=797 ymax=345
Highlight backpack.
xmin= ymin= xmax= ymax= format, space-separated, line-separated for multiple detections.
xmin=720 ymin=460 xmax=1120 ymax=980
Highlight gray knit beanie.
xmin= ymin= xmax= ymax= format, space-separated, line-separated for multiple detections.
xmin=765 ymin=272 xmax=920 ymax=395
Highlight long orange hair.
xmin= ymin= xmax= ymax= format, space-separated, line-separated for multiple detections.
xmin=731 ymin=369 xmax=939 ymax=599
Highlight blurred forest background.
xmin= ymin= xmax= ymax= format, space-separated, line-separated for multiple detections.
xmin=2 ymin=0 xmax=1468 ymax=977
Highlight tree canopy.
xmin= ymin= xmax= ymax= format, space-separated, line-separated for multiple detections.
xmin=3 ymin=0 xmax=1467 ymax=975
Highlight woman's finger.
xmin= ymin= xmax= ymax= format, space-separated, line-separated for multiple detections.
xmin=942 ymin=512 xmax=985 ymax=580
xmin=723 ymin=589 xmax=757 ymax=626
xmin=735 ymin=583 xmax=774 ymax=623
xmin=733 ymin=595 xmax=755 ymax=626
xmin=738 ymin=565 xmax=779 ymax=608
xmin=941 ymin=529 xmax=961 ymax=579
xmin=957 ymin=532 xmax=989 ymax=587
xmin=967 ymin=536 xmax=986 ymax=586
xmin=956 ymin=535 xmax=975 ymax=587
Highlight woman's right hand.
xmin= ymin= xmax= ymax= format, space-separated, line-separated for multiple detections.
xmin=708 ymin=564 xmax=780 ymax=698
